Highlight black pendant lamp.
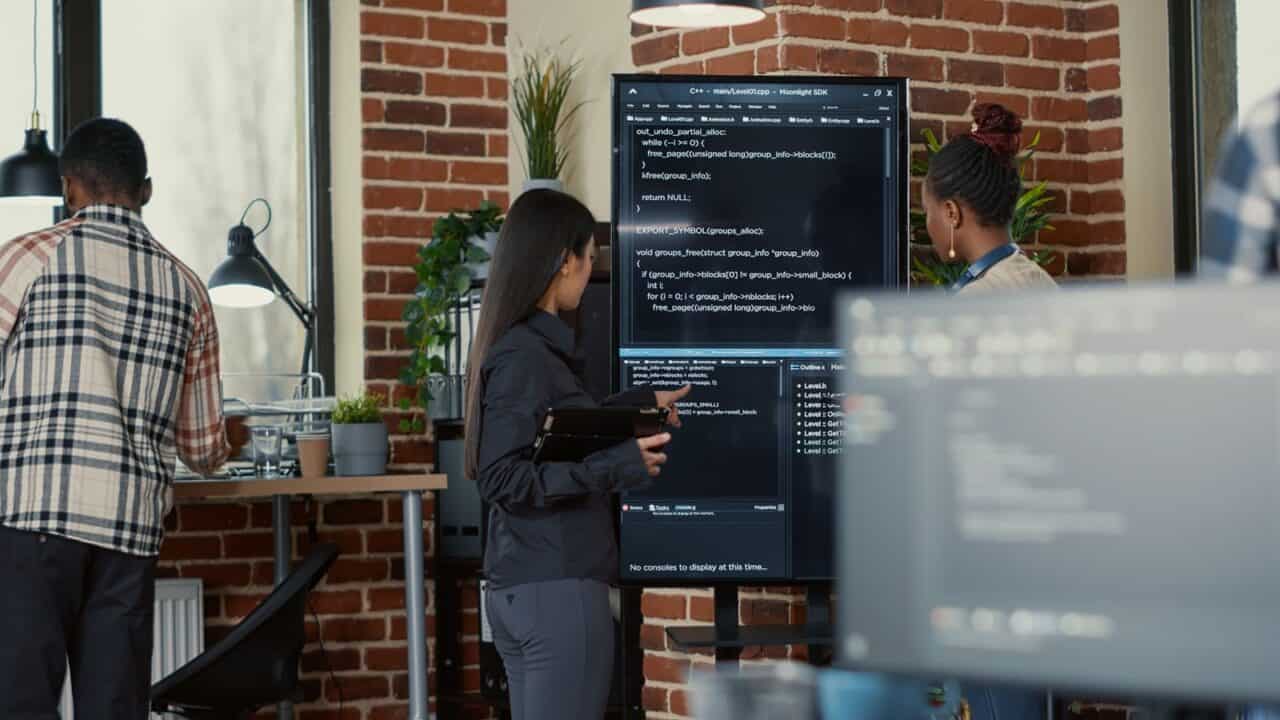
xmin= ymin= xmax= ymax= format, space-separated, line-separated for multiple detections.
xmin=631 ymin=0 xmax=766 ymax=28
xmin=0 ymin=0 xmax=61 ymax=207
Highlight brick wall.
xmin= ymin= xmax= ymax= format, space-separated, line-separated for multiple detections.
xmin=631 ymin=1 xmax=1125 ymax=717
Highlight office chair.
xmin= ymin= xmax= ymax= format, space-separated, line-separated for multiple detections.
xmin=150 ymin=542 xmax=340 ymax=719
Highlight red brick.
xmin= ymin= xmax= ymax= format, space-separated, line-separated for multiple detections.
xmin=364 ymin=129 xmax=424 ymax=153
xmin=159 ymin=535 xmax=221 ymax=562
xmin=222 ymin=531 xmax=274 ymax=559
xmin=366 ymin=646 xmax=410 ymax=671
xmin=362 ymin=41 xmax=383 ymax=63
xmin=426 ymin=131 xmax=487 ymax=156
xmin=368 ymin=525 xmax=423 ymax=554
xmin=321 ymin=617 xmax=388 ymax=644
xmin=486 ymin=76 xmax=507 ymax=100
xmin=361 ymin=11 xmax=424 ymax=39
xmin=690 ymin=595 xmax=715 ymax=622
xmin=1007 ymin=2 xmax=1063 ymax=29
xmin=671 ymin=689 xmax=692 ymax=717
xmin=742 ymin=598 xmax=790 ymax=625
xmin=393 ymin=440 xmax=433 ymax=466
xmin=643 ymin=654 xmax=690 ymax=684
xmin=706 ymin=50 xmax=755 ymax=75
xmin=972 ymin=30 xmax=1028 ymax=57
xmin=488 ymin=133 xmax=508 ymax=158
xmin=486 ymin=189 xmax=509 ymax=209
xmin=1032 ymin=97 xmax=1087 ymax=122
xmin=660 ymin=59 xmax=706 ymax=75
xmin=450 ymin=104 xmax=507 ymax=129
xmin=910 ymin=118 xmax=944 ymax=144
xmin=369 ymin=706 xmax=411 ymax=720
xmin=1086 ymin=4 xmax=1120 ymax=32
xmin=426 ymin=188 xmax=486 ymax=212
xmin=447 ymin=48 xmax=506 ymax=72
xmin=324 ymin=499 xmax=385 ymax=525
xmin=447 ymin=0 xmax=504 ymax=15
xmin=1065 ymin=128 xmax=1089 ymax=154
xmin=180 ymin=562 xmax=252 ymax=588
xmin=364 ymin=215 xmax=387 ymax=237
xmin=911 ymin=87 xmax=971 ymax=115
xmin=1006 ymin=64 xmax=1059 ymax=91
xmin=888 ymin=53 xmax=943 ymax=82
xmin=1068 ymin=250 xmax=1126 ymax=276
xmin=365 ymin=356 xmax=406 ymax=382
xmin=384 ymin=100 xmax=447 ymax=125
xmin=328 ymin=558 xmax=391 ymax=584
xmin=225 ymin=592 xmax=270 ymax=618
xmin=1090 ymin=126 xmax=1123 ymax=152
xmin=179 ymin=504 xmax=248 ymax=532
xmin=682 ymin=27 xmax=730 ymax=55
xmin=910 ymin=25 xmax=969 ymax=52
xmin=388 ymin=158 xmax=448 ymax=183
xmin=492 ymin=22 xmax=507 ymax=47
xmin=632 ymin=22 xmax=654 ymax=37
xmin=428 ymin=18 xmax=488 ymax=45
xmin=943 ymin=0 xmax=1001 ymax=24
xmin=385 ymin=0 xmax=443 ymax=8
xmin=643 ymin=686 xmax=668 ymax=713
xmin=1088 ymin=95 xmax=1122 ymax=121
xmin=1066 ymin=67 xmax=1089 ymax=92
xmin=386 ymin=270 xmax=420 ymax=294
xmin=1089 ymin=158 xmax=1123 ymax=184
xmin=847 ymin=18 xmax=908 ymax=46
xmin=362 ymin=68 xmax=422 ymax=95
xmin=1024 ymin=126 xmax=1064 ymax=153
xmin=1033 ymin=35 xmax=1086 ymax=63
xmin=949 ymin=58 xmax=1002 ymax=86
xmin=781 ymin=44 xmax=818 ymax=71
xmin=885 ymin=0 xmax=943 ymax=18
xmin=818 ymin=0 xmax=881 ymax=9
xmin=1087 ymin=64 xmax=1121 ymax=92
xmin=364 ymin=242 xmax=419 ymax=266
xmin=368 ymin=586 xmax=407 ymax=611
xmin=1087 ymin=35 xmax=1120 ymax=61
xmin=365 ymin=327 xmax=387 ymax=350
xmin=306 ymin=589 xmax=364 ymax=615
xmin=1091 ymin=189 xmax=1125 ymax=213
xmin=362 ymin=98 xmax=383 ymax=123
xmin=632 ymin=34 xmax=680 ymax=67
xmin=1035 ymin=158 xmax=1087 ymax=184
xmin=364 ymin=156 xmax=390 ymax=180
xmin=640 ymin=623 xmax=668 ymax=651
xmin=974 ymin=91 xmax=1029 ymax=118
xmin=641 ymin=592 xmax=687 ymax=620
xmin=384 ymin=42 xmax=445 ymax=68
xmin=757 ymin=47 xmax=780 ymax=73
xmin=1065 ymin=7 xmax=1087 ymax=32
xmin=734 ymin=15 xmax=779 ymax=44
xmin=423 ymin=72 xmax=485 ymax=98
xmin=302 ymin=648 xmax=362 ymax=675
xmin=328 ymin=674 xmax=390 ymax=702
xmin=782 ymin=12 xmax=846 ymax=41
xmin=819 ymin=47 xmax=878 ymax=75
xmin=364 ymin=187 xmax=423 ymax=212
xmin=450 ymin=161 xmax=507 ymax=185
xmin=366 ymin=298 xmax=405 ymax=321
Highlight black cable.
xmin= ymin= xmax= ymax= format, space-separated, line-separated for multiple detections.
xmin=241 ymin=197 xmax=273 ymax=238
xmin=309 ymin=601 xmax=344 ymax=714
xmin=31 ymin=0 xmax=38 ymax=117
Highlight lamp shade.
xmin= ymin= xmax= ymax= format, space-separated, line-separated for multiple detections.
xmin=207 ymin=224 xmax=277 ymax=309
xmin=630 ymin=0 xmax=765 ymax=28
xmin=0 ymin=128 xmax=62 ymax=206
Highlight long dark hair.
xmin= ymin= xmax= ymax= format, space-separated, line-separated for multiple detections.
xmin=926 ymin=103 xmax=1023 ymax=227
xmin=464 ymin=189 xmax=596 ymax=480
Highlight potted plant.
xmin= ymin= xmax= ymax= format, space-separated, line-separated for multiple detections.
xmin=330 ymin=392 xmax=388 ymax=476
xmin=513 ymin=48 xmax=584 ymax=194
xmin=909 ymin=128 xmax=1056 ymax=286
xmin=400 ymin=204 xmax=504 ymax=427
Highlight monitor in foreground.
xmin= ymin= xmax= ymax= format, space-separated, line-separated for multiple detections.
xmin=837 ymin=282 xmax=1280 ymax=704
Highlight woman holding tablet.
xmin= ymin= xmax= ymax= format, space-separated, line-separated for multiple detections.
xmin=463 ymin=189 xmax=689 ymax=720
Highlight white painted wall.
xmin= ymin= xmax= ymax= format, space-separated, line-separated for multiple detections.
xmin=507 ymin=0 xmax=635 ymax=220
xmin=332 ymin=0 xmax=365 ymax=394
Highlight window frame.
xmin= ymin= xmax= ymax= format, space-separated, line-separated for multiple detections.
xmin=53 ymin=0 xmax=336 ymax=390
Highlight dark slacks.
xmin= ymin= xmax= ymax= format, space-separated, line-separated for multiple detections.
xmin=486 ymin=577 xmax=615 ymax=720
xmin=0 ymin=525 xmax=156 ymax=720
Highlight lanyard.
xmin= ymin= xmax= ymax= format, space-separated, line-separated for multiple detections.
xmin=951 ymin=244 xmax=1019 ymax=292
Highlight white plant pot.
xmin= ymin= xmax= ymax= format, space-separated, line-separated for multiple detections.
xmin=521 ymin=178 xmax=564 ymax=194
xmin=468 ymin=230 xmax=500 ymax=280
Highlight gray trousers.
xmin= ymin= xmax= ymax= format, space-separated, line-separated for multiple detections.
xmin=485 ymin=578 xmax=614 ymax=720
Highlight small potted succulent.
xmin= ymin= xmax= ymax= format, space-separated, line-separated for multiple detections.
xmin=330 ymin=392 xmax=388 ymax=477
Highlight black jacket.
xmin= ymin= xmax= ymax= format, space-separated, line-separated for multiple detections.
xmin=476 ymin=311 xmax=654 ymax=588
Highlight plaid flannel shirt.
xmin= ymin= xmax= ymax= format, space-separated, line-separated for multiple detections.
xmin=0 ymin=205 xmax=230 ymax=556
xmin=1203 ymin=92 xmax=1280 ymax=279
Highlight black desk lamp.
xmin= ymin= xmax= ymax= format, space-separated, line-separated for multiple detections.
xmin=208 ymin=198 xmax=317 ymax=376
xmin=0 ymin=0 xmax=61 ymax=206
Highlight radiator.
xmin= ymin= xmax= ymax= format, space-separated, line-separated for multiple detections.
xmin=59 ymin=578 xmax=205 ymax=719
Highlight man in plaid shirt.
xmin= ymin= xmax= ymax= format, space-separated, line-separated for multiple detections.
xmin=0 ymin=118 xmax=243 ymax=719
xmin=1203 ymin=91 xmax=1280 ymax=276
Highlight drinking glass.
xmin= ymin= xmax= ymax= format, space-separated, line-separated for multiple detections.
xmin=251 ymin=425 xmax=283 ymax=478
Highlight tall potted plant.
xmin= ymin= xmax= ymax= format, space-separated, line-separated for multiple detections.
xmin=331 ymin=392 xmax=388 ymax=476
xmin=513 ymin=48 xmax=584 ymax=194
xmin=909 ymin=128 xmax=1056 ymax=286
xmin=400 ymin=203 xmax=504 ymax=428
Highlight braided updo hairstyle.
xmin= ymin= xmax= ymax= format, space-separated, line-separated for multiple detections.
xmin=925 ymin=103 xmax=1023 ymax=227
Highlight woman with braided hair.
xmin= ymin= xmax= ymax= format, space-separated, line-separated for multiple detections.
xmin=922 ymin=102 xmax=1058 ymax=293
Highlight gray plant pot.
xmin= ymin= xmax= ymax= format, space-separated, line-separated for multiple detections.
xmin=331 ymin=422 xmax=388 ymax=477
xmin=468 ymin=231 xmax=500 ymax=280
xmin=427 ymin=375 xmax=466 ymax=421
xmin=521 ymin=178 xmax=563 ymax=194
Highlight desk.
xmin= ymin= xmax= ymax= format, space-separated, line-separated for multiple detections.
xmin=174 ymin=473 xmax=447 ymax=720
